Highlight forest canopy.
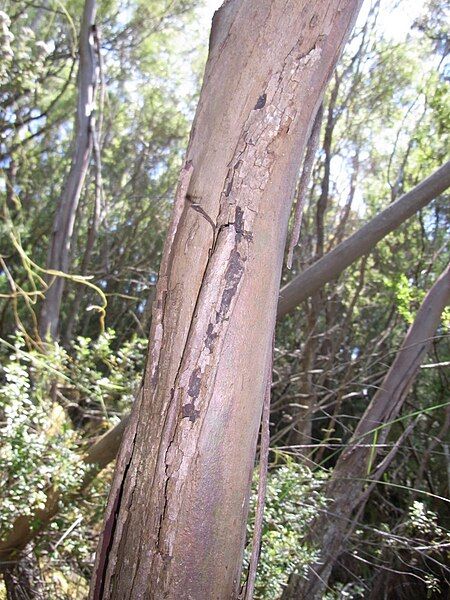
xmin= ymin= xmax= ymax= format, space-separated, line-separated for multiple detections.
xmin=0 ymin=0 xmax=449 ymax=598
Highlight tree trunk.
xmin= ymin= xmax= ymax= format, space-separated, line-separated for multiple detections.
xmin=89 ymin=2 xmax=362 ymax=598
xmin=281 ymin=262 xmax=450 ymax=600
xmin=315 ymin=75 xmax=339 ymax=259
xmin=278 ymin=160 xmax=450 ymax=318
xmin=39 ymin=0 xmax=97 ymax=340
xmin=5 ymin=162 xmax=448 ymax=562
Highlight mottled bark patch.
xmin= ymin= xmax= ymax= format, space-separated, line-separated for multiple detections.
xmin=188 ymin=367 xmax=202 ymax=399
xmin=205 ymin=323 xmax=218 ymax=350
xmin=254 ymin=93 xmax=267 ymax=109
xmin=182 ymin=403 xmax=201 ymax=423
xmin=216 ymin=249 xmax=245 ymax=323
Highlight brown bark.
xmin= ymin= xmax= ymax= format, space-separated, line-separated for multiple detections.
xmin=281 ymin=262 xmax=450 ymax=600
xmin=277 ymin=160 xmax=450 ymax=318
xmin=89 ymin=2 xmax=362 ymax=598
xmin=39 ymin=0 xmax=98 ymax=340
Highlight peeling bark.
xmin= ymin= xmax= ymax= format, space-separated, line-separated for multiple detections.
xmin=282 ymin=263 xmax=450 ymax=600
xmin=90 ymin=1 xmax=362 ymax=598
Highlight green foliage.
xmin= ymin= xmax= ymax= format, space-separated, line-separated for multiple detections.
xmin=0 ymin=9 xmax=56 ymax=96
xmin=40 ymin=465 xmax=112 ymax=599
xmin=0 ymin=337 xmax=85 ymax=535
xmin=388 ymin=273 xmax=428 ymax=325
xmin=67 ymin=329 xmax=146 ymax=417
xmin=244 ymin=458 xmax=328 ymax=599
xmin=0 ymin=330 xmax=145 ymax=538
xmin=406 ymin=501 xmax=446 ymax=540
xmin=1 ymin=0 xmax=450 ymax=596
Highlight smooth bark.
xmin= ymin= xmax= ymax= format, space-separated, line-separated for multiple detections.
xmin=39 ymin=0 xmax=97 ymax=340
xmin=277 ymin=160 xmax=450 ymax=318
xmin=90 ymin=2 xmax=362 ymax=598
xmin=282 ymin=262 xmax=450 ymax=599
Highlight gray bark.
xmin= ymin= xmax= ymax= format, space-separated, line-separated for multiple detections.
xmin=39 ymin=0 xmax=97 ymax=340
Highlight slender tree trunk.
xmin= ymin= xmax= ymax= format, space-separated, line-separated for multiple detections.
xmin=89 ymin=2 xmax=362 ymax=598
xmin=39 ymin=0 xmax=97 ymax=340
xmin=278 ymin=160 xmax=450 ymax=318
xmin=281 ymin=262 xmax=450 ymax=600
xmin=64 ymin=33 xmax=105 ymax=345
xmin=315 ymin=75 xmax=339 ymax=259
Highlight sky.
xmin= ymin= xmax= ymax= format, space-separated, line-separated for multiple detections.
xmin=198 ymin=0 xmax=425 ymax=44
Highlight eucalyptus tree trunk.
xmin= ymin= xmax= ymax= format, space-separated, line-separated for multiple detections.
xmin=39 ymin=0 xmax=97 ymax=340
xmin=89 ymin=1 xmax=362 ymax=598
xmin=282 ymin=262 xmax=450 ymax=600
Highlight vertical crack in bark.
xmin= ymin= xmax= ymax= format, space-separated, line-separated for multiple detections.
xmin=94 ymin=35 xmax=327 ymax=600
xmin=147 ymin=38 xmax=325 ymax=592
